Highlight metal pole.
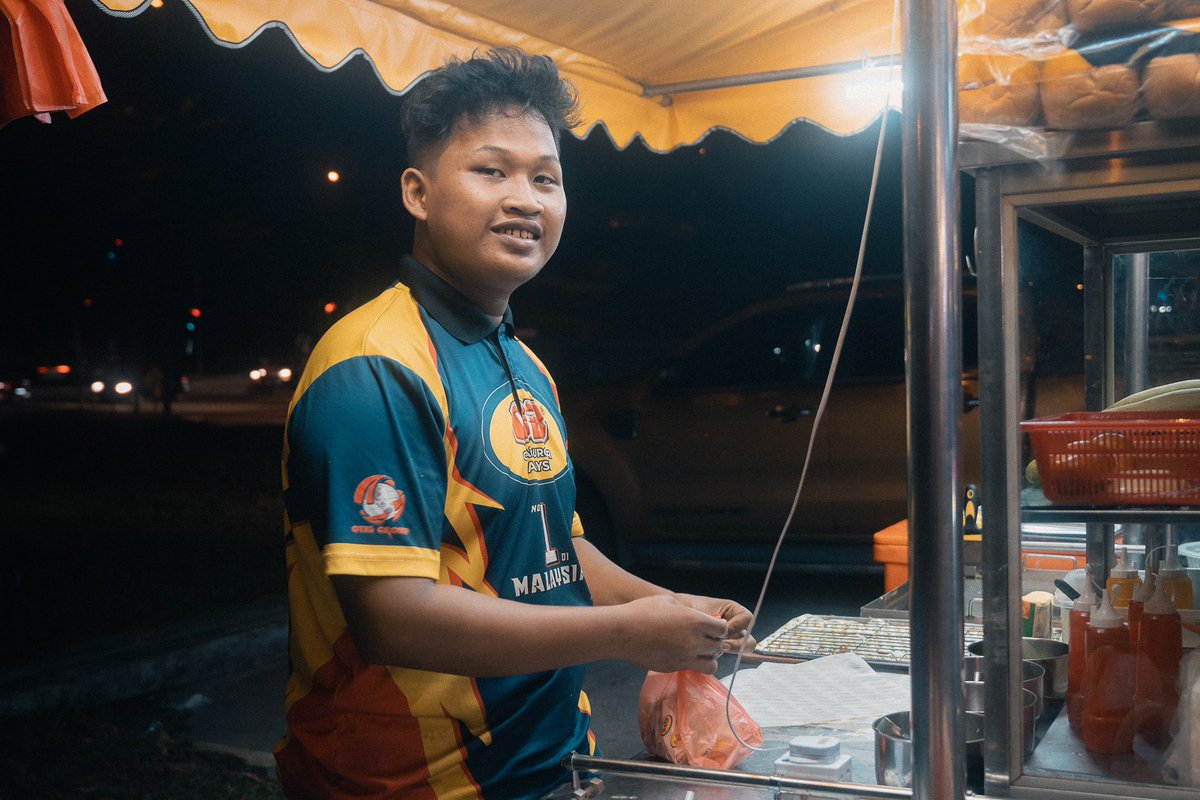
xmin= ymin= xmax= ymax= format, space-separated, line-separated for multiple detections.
xmin=902 ymin=0 xmax=964 ymax=798
xmin=641 ymin=58 xmax=900 ymax=98
xmin=1082 ymin=245 xmax=1116 ymax=582
xmin=1125 ymin=252 xmax=1150 ymax=396
xmin=974 ymin=166 xmax=1023 ymax=793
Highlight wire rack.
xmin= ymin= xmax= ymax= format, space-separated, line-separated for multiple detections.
xmin=756 ymin=614 xmax=985 ymax=669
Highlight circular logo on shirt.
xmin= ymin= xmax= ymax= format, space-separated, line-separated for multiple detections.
xmin=355 ymin=474 xmax=407 ymax=523
xmin=482 ymin=384 xmax=569 ymax=483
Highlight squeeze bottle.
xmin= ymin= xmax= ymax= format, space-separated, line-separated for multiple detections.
xmin=1158 ymin=546 xmax=1194 ymax=610
xmin=1082 ymin=588 xmax=1136 ymax=753
xmin=1128 ymin=568 xmax=1155 ymax=649
xmin=1066 ymin=574 xmax=1095 ymax=731
xmin=1133 ymin=577 xmax=1183 ymax=745
xmin=1106 ymin=546 xmax=1141 ymax=609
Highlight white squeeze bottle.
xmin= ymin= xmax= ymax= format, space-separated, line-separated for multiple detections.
xmin=1106 ymin=546 xmax=1141 ymax=609
xmin=1158 ymin=546 xmax=1194 ymax=610
xmin=1127 ymin=568 xmax=1155 ymax=648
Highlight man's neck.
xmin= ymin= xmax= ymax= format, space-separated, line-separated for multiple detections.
xmin=411 ymin=248 xmax=507 ymax=323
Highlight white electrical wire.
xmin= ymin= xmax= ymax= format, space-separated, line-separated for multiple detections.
xmin=723 ymin=0 xmax=902 ymax=751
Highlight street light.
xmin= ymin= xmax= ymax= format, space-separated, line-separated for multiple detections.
xmin=326 ymin=170 xmax=341 ymax=183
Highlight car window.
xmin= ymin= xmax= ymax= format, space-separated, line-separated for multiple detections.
xmin=660 ymin=288 xmax=978 ymax=392
xmin=837 ymin=293 xmax=979 ymax=382
xmin=836 ymin=297 xmax=906 ymax=382
xmin=664 ymin=305 xmax=830 ymax=391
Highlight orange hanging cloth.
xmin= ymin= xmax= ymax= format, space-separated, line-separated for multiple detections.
xmin=0 ymin=0 xmax=106 ymax=127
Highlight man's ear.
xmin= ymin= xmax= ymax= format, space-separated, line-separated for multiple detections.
xmin=400 ymin=167 xmax=429 ymax=221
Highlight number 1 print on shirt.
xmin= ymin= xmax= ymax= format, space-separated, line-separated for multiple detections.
xmin=532 ymin=502 xmax=561 ymax=567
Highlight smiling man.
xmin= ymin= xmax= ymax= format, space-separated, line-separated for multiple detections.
xmin=274 ymin=49 xmax=753 ymax=799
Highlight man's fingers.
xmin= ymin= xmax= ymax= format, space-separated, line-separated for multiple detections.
xmin=722 ymin=637 xmax=754 ymax=653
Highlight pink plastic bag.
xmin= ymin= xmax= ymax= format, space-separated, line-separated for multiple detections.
xmin=638 ymin=669 xmax=763 ymax=769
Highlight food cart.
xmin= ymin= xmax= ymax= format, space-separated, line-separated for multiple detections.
xmin=15 ymin=0 xmax=1198 ymax=796
xmin=967 ymin=123 xmax=1200 ymax=798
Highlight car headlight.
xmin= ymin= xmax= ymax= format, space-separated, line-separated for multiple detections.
xmin=114 ymin=381 xmax=134 ymax=395
xmin=250 ymin=369 xmax=264 ymax=381
xmin=278 ymin=368 xmax=293 ymax=381
xmin=90 ymin=380 xmax=105 ymax=394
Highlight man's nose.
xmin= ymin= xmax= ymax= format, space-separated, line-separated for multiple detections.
xmin=504 ymin=180 xmax=541 ymax=215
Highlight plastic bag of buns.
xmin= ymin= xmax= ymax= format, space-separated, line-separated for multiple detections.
xmin=1039 ymin=36 xmax=1144 ymax=129
xmin=1066 ymin=0 xmax=1162 ymax=34
xmin=955 ymin=0 xmax=1200 ymax=137
xmin=1165 ymin=1 xmax=1200 ymax=19
xmin=1065 ymin=0 xmax=1200 ymax=33
xmin=1039 ymin=19 xmax=1200 ymax=128
xmin=960 ymin=0 xmax=1071 ymax=47
xmin=960 ymin=53 xmax=1043 ymax=125
xmin=1142 ymin=18 xmax=1200 ymax=120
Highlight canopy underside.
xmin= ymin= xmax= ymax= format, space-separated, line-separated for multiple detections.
xmin=96 ymin=0 xmax=901 ymax=150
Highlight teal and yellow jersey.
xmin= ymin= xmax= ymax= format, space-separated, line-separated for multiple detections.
xmin=274 ymin=256 xmax=596 ymax=799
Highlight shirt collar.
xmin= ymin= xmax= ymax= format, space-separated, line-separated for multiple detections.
xmin=397 ymin=255 xmax=514 ymax=344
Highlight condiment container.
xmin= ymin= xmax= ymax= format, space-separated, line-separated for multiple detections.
xmin=1106 ymin=546 xmax=1141 ymax=609
xmin=1082 ymin=589 xmax=1136 ymax=753
xmin=1133 ymin=577 xmax=1183 ymax=745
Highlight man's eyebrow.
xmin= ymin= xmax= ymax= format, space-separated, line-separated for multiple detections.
xmin=475 ymin=144 xmax=560 ymax=164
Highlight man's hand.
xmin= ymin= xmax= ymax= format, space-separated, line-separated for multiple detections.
xmin=617 ymin=594 xmax=732 ymax=675
xmin=675 ymin=593 xmax=757 ymax=654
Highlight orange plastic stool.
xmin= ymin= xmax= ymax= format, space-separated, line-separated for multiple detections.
xmin=873 ymin=520 xmax=910 ymax=593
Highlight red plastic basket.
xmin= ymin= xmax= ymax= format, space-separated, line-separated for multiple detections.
xmin=1021 ymin=411 xmax=1200 ymax=506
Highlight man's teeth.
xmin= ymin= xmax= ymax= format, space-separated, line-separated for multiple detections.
xmin=498 ymin=228 xmax=536 ymax=239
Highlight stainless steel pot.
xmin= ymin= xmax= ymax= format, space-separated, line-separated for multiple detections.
xmin=873 ymin=710 xmax=985 ymax=788
xmin=967 ymin=637 xmax=1069 ymax=698
xmin=963 ymin=655 xmax=1046 ymax=717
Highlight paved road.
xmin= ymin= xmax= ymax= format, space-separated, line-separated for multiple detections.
xmin=26 ymin=373 xmax=293 ymax=426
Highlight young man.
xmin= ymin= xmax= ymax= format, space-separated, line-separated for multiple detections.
xmin=274 ymin=48 xmax=753 ymax=799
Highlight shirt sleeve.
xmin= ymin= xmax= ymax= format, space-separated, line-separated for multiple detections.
xmin=285 ymin=355 xmax=448 ymax=578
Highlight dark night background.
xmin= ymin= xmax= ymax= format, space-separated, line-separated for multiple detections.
xmin=0 ymin=0 xmax=921 ymax=388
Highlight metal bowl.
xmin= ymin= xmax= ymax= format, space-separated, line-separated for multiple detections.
xmin=963 ymin=655 xmax=1045 ymax=717
xmin=967 ymin=637 xmax=1069 ymax=698
xmin=873 ymin=710 xmax=985 ymax=788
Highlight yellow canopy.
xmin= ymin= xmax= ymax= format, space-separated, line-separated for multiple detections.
xmin=98 ymin=0 xmax=900 ymax=150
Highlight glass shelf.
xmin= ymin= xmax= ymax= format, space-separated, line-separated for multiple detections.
xmin=1020 ymin=487 xmax=1200 ymax=524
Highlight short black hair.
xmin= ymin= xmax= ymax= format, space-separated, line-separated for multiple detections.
xmin=401 ymin=48 xmax=581 ymax=166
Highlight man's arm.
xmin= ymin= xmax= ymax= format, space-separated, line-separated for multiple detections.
xmin=332 ymin=573 xmax=731 ymax=676
xmin=573 ymin=536 xmax=756 ymax=651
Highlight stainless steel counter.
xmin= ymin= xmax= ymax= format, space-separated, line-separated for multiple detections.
xmin=546 ymin=737 xmax=910 ymax=800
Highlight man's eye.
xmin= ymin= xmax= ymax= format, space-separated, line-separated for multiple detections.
xmin=535 ymin=174 xmax=560 ymax=185
xmin=476 ymin=167 xmax=503 ymax=177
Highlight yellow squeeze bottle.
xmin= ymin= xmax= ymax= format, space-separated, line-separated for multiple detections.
xmin=1158 ymin=546 xmax=1194 ymax=610
xmin=1106 ymin=546 xmax=1141 ymax=609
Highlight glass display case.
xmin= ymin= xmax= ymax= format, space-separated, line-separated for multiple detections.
xmin=963 ymin=122 xmax=1200 ymax=798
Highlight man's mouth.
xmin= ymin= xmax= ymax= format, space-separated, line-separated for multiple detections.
xmin=495 ymin=227 xmax=539 ymax=240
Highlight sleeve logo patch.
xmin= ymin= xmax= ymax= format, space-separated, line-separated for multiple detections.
xmin=353 ymin=474 xmax=409 ymax=532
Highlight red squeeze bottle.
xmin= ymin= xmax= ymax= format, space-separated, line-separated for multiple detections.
xmin=1133 ymin=577 xmax=1183 ymax=745
xmin=1128 ymin=569 xmax=1155 ymax=650
xmin=1067 ymin=577 xmax=1095 ymax=731
xmin=1082 ymin=589 xmax=1136 ymax=754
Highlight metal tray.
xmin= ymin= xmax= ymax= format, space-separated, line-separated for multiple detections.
xmin=756 ymin=613 xmax=985 ymax=670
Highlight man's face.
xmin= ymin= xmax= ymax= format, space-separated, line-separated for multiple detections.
xmin=404 ymin=109 xmax=566 ymax=314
